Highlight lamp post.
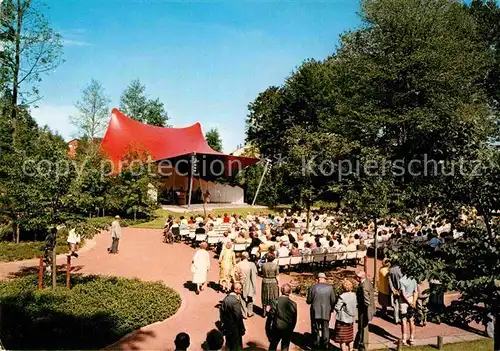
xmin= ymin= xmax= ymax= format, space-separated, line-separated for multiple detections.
xmin=252 ymin=158 xmax=271 ymax=206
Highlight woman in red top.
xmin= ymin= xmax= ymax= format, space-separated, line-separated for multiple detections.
xmin=223 ymin=213 xmax=230 ymax=223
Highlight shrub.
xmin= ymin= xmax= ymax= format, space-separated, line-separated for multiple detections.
xmin=0 ymin=274 xmax=181 ymax=349
xmin=290 ymin=270 xmax=358 ymax=297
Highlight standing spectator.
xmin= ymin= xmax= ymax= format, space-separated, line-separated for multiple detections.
xmin=400 ymin=275 xmax=418 ymax=345
xmin=378 ymin=259 xmax=391 ymax=318
xmin=191 ymin=242 xmax=211 ymax=295
xmin=417 ymin=279 xmax=430 ymax=326
xmin=334 ymin=280 xmax=357 ymax=351
xmin=306 ymin=272 xmax=337 ymax=350
xmin=268 ymin=284 xmax=297 ymax=351
xmin=174 ymin=332 xmax=190 ymax=351
xmin=67 ymin=227 xmax=81 ymax=258
xmin=220 ymin=283 xmax=246 ymax=351
xmin=389 ymin=262 xmax=403 ymax=324
xmin=261 ymin=252 xmax=280 ymax=317
xmin=205 ymin=329 xmax=224 ymax=351
xmin=355 ymin=271 xmax=375 ymax=351
xmin=109 ymin=215 xmax=121 ymax=254
xmin=236 ymin=252 xmax=258 ymax=318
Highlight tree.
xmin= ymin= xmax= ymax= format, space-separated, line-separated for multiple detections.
xmin=70 ymin=79 xmax=110 ymax=141
xmin=119 ymin=79 xmax=169 ymax=127
xmin=205 ymin=128 xmax=222 ymax=152
xmin=0 ymin=0 xmax=63 ymax=123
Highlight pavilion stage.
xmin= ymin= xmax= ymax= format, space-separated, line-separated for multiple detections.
xmin=161 ymin=203 xmax=268 ymax=213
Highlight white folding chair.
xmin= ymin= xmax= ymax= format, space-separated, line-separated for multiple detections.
xmin=195 ymin=234 xmax=207 ymax=242
xmin=233 ymin=243 xmax=247 ymax=252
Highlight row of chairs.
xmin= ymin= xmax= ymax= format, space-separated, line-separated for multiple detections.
xmin=274 ymin=250 xmax=367 ymax=272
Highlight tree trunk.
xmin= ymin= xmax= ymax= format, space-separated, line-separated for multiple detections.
xmin=134 ymin=210 xmax=137 ymax=221
xmin=305 ymin=201 xmax=311 ymax=233
xmin=12 ymin=222 xmax=17 ymax=243
xmin=373 ymin=217 xmax=378 ymax=289
xmin=16 ymin=224 xmax=20 ymax=244
xmin=11 ymin=0 xmax=22 ymax=136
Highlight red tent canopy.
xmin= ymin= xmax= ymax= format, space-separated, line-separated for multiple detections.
xmin=100 ymin=108 xmax=258 ymax=175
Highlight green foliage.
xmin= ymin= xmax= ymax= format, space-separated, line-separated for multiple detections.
xmin=69 ymin=79 xmax=111 ymax=140
xmin=119 ymin=79 xmax=169 ymax=127
xmin=205 ymin=127 xmax=223 ymax=152
xmin=0 ymin=274 xmax=181 ymax=349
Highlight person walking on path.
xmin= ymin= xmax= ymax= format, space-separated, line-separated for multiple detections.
xmin=261 ymin=252 xmax=280 ymax=317
xmin=306 ymin=272 xmax=337 ymax=350
xmin=236 ymin=251 xmax=257 ymax=318
xmin=389 ymin=261 xmax=403 ymax=324
xmin=334 ymin=279 xmax=357 ymax=351
xmin=109 ymin=215 xmax=121 ymax=254
xmin=267 ymin=283 xmax=297 ymax=351
xmin=191 ymin=241 xmax=211 ymax=295
xmin=220 ymin=282 xmax=246 ymax=351
xmin=355 ymin=270 xmax=375 ymax=351
xmin=219 ymin=241 xmax=236 ymax=293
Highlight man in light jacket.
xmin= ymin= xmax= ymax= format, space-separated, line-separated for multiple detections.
xmin=109 ymin=215 xmax=121 ymax=254
xmin=236 ymin=251 xmax=258 ymax=318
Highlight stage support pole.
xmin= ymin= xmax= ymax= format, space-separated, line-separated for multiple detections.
xmin=187 ymin=153 xmax=195 ymax=210
xmin=252 ymin=159 xmax=270 ymax=206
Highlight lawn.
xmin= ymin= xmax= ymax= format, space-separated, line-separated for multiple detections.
xmin=0 ymin=235 xmax=73 ymax=262
xmin=375 ymin=338 xmax=492 ymax=351
xmin=133 ymin=207 xmax=275 ymax=229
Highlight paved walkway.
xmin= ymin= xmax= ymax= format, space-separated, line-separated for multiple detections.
xmin=0 ymin=228 xmax=486 ymax=351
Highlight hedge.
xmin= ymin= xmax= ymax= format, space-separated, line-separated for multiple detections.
xmin=0 ymin=274 xmax=181 ymax=349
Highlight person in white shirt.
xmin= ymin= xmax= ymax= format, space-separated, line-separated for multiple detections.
xmin=109 ymin=215 xmax=121 ymax=254
xmin=67 ymin=228 xmax=81 ymax=258
xmin=277 ymin=241 xmax=290 ymax=258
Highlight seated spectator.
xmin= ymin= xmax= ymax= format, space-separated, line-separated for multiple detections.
xmin=174 ymin=332 xmax=190 ymax=351
xmin=290 ymin=242 xmax=301 ymax=256
xmin=312 ymin=238 xmax=325 ymax=254
xmin=234 ymin=233 xmax=247 ymax=244
xmin=223 ymin=213 xmax=230 ymax=223
xmin=278 ymin=241 xmax=290 ymax=258
xmin=302 ymin=242 xmax=312 ymax=256
xmin=346 ymin=238 xmax=357 ymax=252
xmin=356 ymin=239 xmax=367 ymax=251
xmin=205 ymin=329 xmax=224 ymax=351
xmin=327 ymin=240 xmax=337 ymax=253
xmin=195 ymin=222 xmax=206 ymax=235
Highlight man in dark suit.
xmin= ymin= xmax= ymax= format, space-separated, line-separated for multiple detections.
xmin=220 ymin=282 xmax=246 ymax=351
xmin=268 ymin=283 xmax=298 ymax=351
xmin=355 ymin=270 xmax=375 ymax=351
xmin=306 ymin=272 xmax=337 ymax=350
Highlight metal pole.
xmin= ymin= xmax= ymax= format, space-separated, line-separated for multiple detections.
xmin=187 ymin=153 xmax=195 ymax=210
xmin=66 ymin=255 xmax=71 ymax=289
xmin=38 ymin=256 xmax=44 ymax=289
xmin=252 ymin=159 xmax=270 ymax=206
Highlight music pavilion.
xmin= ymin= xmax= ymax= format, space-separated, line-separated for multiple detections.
xmin=100 ymin=108 xmax=258 ymax=207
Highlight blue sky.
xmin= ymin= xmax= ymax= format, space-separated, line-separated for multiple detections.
xmin=32 ymin=0 xmax=362 ymax=152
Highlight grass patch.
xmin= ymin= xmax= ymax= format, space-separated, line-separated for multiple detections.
xmin=133 ymin=207 xmax=275 ymax=229
xmin=0 ymin=235 xmax=72 ymax=262
xmin=375 ymin=338 xmax=492 ymax=350
xmin=0 ymin=274 xmax=181 ymax=349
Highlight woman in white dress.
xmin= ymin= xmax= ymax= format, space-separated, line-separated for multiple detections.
xmin=191 ymin=242 xmax=211 ymax=295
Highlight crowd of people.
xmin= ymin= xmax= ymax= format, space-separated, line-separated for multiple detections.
xmin=168 ymin=209 xmax=442 ymax=350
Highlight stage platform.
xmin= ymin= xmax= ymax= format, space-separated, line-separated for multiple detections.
xmin=161 ymin=203 xmax=267 ymax=213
